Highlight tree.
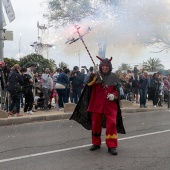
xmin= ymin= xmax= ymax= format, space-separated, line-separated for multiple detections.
xmin=118 ymin=63 xmax=132 ymax=72
xmin=45 ymin=0 xmax=94 ymax=27
xmin=143 ymin=57 xmax=165 ymax=72
xmin=58 ymin=61 xmax=69 ymax=69
xmin=4 ymin=58 xmax=19 ymax=68
xmin=19 ymin=53 xmax=56 ymax=73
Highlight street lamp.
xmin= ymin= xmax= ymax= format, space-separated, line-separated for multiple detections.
xmin=19 ymin=33 xmax=22 ymax=60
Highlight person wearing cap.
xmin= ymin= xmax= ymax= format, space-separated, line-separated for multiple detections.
xmin=7 ymin=64 xmax=24 ymax=116
xmin=70 ymin=56 xmax=125 ymax=156
xmin=70 ymin=66 xmax=84 ymax=104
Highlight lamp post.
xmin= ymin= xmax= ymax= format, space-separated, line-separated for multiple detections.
xmin=0 ymin=0 xmax=4 ymax=60
xmin=19 ymin=33 xmax=22 ymax=60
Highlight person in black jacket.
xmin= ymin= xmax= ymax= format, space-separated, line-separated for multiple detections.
xmin=70 ymin=66 xmax=84 ymax=104
xmin=20 ymin=67 xmax=34 ymax=114
xmin=0 ymin=61 xmax=10 ymax=110
xmin=7 ymin=64 xmax=24 ymax=116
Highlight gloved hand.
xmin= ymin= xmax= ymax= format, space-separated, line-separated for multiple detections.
xmin=93 ymin=65 xmax=99 ymax=74
xmin=107 ymin=93 xmax=115 ymax=101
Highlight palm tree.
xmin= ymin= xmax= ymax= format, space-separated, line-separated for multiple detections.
xmin=143 ymin=57 xmax=164 ymax=72
xmin=118 ymin=63 xmax=132 ymax=72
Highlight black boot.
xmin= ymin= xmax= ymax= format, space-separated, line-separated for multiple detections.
xmin=108 ymin=148 xmax=118 ymax=155
xmin=89 ymin=145 xmax=100 ymax=151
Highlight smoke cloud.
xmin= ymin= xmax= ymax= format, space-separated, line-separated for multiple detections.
xmin=44 ymin=0 xmax=170 ymax=66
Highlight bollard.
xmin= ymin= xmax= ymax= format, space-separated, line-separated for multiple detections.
xmin=168 ymin=90 xmax=170 ymax=109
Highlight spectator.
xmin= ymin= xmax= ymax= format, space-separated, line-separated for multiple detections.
xmin=42 ymin=68 xmax=52 ymax=111
xmin=0 ymin=61 xmax=10 ymax=110
xmin=84 ymin=66 xmax=93 ymax=85
xmin=56 ymin=68 xmax=70 ymax=110
xmin=20 ymin=67 xmax=34 ymax=114
xmin=70 ymin=66 xmax=84 ymax=104
xmin=158 ymin=77 xmax=164 ymax=107
xmin=131 ymin=73 xmax=139 ymax=103
xmin=7 ymin=64 xmax=24 ymax=116
xmin=139 ymin=71 xmax=149 ymax=108
xmin=81 ymin=68 xmax=86 ymax=85
xmin=52 ymin=68 xmax=62 ymax=85
xmin=50 ymin=72 xmax=58 ymax=108
xmin=27 ymin=63 xmax=36 ymax=90
xmin=150 ymin=73 xmax=160 ymax=107
xmin=163 ymin=77 xmax=169 ymax=90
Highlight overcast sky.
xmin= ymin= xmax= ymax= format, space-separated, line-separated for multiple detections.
xmin=4 ymin=0 xmax=45 ymax=59
xmin=3 ymin=0 xmax=170 ymax=70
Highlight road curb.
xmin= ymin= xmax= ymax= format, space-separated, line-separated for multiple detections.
xmin=0 ymin=113 xmax=72 ymax=126
xmin=0 ymin=108 xmax=168 ymax=126
xmin=122 ymin=108 xmax=168 ymax=113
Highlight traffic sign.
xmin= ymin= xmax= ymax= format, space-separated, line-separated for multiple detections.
xmin=4 ymin=30 xmax=13 ymax=40
xmin=2 ymin=0 xmax=15 ymax=22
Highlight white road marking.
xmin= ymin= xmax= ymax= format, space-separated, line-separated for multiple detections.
xmin=0 ymin=129 xmax=170 ymax=163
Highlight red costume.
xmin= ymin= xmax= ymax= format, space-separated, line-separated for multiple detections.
xmin=88 ymin=84 xmax=118 ymax=148
xmin=70 ymin=56 xmax=125 ymax=155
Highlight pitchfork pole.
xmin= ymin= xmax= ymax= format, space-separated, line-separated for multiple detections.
xmin=75 ymin=25 xmax=95 ymax=66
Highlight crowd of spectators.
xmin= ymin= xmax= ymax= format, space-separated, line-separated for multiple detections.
xmin=117 ymin=67 xmax=170 ymax=108
xmin=0 ymin=62 xmax=170 ymax=117
xmin=0 ymin=62 xmax=92 ymax=116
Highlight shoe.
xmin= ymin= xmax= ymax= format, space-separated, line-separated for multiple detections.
xmin=89 ymin=145 xmax=100 ymax=151
xmin=45 ymin=109 xmax=50 ymax=112
xmin=108 ymin=148 xmax=118 ymax=155
xmin=28 ymin=111 xmax=34 ymax=115
xmin=8 ymin=112 xmax=14 ymax=116
xmin=144 ymin=105 xmax=147 ymax=108
xmin=17 ymin=113 xmax=23 ymax=117
xmin=43 ymin=107 xmax=50 ymax=111
xmin=58 ymin=108 xmax=64 ymax=111
xmin=140 ymin=105 xmax=143 ymax=108
xmin=154 ymin=105 xmax=157 ymax=108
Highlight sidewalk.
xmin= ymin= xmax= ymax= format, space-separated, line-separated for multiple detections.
xmin=0 ymin=101 xmax=169 ymax=126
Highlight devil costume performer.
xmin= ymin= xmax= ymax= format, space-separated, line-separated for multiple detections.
xmin=70 ymin=56 xmax=125 ymax=155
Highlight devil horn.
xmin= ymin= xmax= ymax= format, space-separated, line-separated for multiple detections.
xmin=109 ymin=57 xmax=112 ymax=62
xmin=96 ymin=56 xmax=104 ymax=61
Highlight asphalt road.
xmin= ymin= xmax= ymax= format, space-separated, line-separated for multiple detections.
xmin=0 ymin=110 xmax=170 ymax=170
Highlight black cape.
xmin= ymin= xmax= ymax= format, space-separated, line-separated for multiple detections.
xmin=70 ymin=85 xmax=126 ymax=134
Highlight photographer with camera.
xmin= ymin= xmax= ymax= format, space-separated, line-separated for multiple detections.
xmin=70 ymin=66 xmax=84 ymax=104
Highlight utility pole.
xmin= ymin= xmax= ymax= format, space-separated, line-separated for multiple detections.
xmin=0 ymin=0 xmax=4 ymax=60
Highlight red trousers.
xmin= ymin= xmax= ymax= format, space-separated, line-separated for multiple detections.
xmin=91 ymin=111 xmax=118 ymax=148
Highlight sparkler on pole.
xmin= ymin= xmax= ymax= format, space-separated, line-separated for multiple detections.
xmin=66 ymin=25 xmax=103 ymax=82
xmin=65 ymin=25 xmax=95 ymax=66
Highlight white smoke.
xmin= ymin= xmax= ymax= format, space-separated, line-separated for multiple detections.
xmin=44 ymin=0 xmax=170 ymax=66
